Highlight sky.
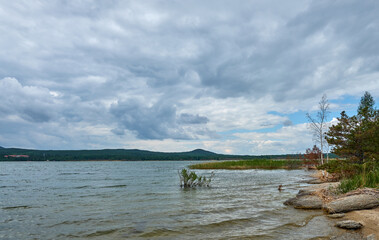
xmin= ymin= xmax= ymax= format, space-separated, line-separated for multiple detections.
xmin=1 ymin=0 xmax=379 ymax=155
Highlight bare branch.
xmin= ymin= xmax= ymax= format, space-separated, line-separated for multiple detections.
xmin=306 ymin=94 xmax=330 ymax=164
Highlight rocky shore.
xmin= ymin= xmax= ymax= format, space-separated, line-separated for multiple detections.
xmin=284 ymin=171 xmax=379 ymax=240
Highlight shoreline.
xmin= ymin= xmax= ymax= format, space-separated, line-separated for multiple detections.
xmin=287 ymin=170 xmax=379 ymax=239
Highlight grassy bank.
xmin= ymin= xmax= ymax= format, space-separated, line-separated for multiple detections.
xmin=189 ymin=159 xmax=302 ymax=170
xmin=339 ymin=168 xmax=379 ymax=193
xmin=318 ymin=160 xmax=379 ymax=193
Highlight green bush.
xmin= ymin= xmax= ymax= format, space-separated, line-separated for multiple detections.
xmin=317 ymin=160 xmax=362 ymax=179
xmin=178 ymin=169 xmax=214 ymax=188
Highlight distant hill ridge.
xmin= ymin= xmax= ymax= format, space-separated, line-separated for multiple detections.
xmin=0 ymin=147 xmax=225 ymax=161
xmin=0 ymin=147 xmax=338 ymax=161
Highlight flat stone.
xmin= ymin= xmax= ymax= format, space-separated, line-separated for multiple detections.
xmin=335 ymin=220 xmax=363 ymax=229
xmin=304 ymin=179 xmax=324 ymax=184
xmin=325 ymin=194 xmax=379 ymax=213
xmin=327 ymin=213 xmax=345 ymax=219
xmin=284 ymin=195 xmax=323 ymax=209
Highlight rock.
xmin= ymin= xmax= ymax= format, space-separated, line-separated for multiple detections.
xmin=304 ymin=179 xmax=324 ymax=184
xmin=366 ymin=234 xmax=376 ymax=240
xmin=303 ymin=182 xmax=340 ymax=192
xmin=327 ymin=213 xmax=345 ymax=219
xmin=284 ymin=194 xmax=323 ymax=209
xmin=330 ymin=232 xmax=364 ymax=240
xmin=325 ymin=194 xmax=379 ymax=213
xmin=335 ymin=220 xmax=363 ymax=229
xmin=297 ymin=189 xmax=315 ymax=196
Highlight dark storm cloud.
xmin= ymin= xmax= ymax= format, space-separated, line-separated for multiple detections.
xmin=1 ymin=0 xmax=378 ymax=148
xmin=178 ymin=113 xmax=209 ymax=125
xmin=0 ymin=78 xmax=55 ymax=122
xmin=110 ymin=99 xmax=211 ymax=140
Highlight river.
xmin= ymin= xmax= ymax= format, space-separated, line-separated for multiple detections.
xmin=1 ymin=161 xmax=340 ymax=239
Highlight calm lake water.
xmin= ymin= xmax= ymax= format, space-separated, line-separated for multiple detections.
xmin=1 ymin=161 xmax=341 ymax=239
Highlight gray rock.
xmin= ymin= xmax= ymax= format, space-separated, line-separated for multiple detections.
xmin=304 ymin=179 xmax=324 ymax=184
xmin=335 ymin=220 xmax=363 ymax=229
xmin=366 ymin=234 xmax=376 ymax=240
xmin=297 ymin=189 xmax=315 ymax=196
xmin=284 ymin=195 xmax=323 ymax=209
xmin=325 ymin=194 xmax=379 ymax=213
xmin=330 ymin=232 xmax=364 ymax=240
xmin=327 ymin=213 xmax=345 ymax=219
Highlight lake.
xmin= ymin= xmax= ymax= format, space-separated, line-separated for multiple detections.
xmin=0 ymin=161 xmax=340 ymax=239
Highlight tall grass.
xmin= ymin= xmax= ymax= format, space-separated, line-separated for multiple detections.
xmin=189 ymin=159 xmax=302 ymax=170
xmin=319 ymin=160 xmax=379 ymax=193
xmin=339 ymin=168 xmax=379 ymax=193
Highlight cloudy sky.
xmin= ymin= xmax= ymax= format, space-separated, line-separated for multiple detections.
xmin=1 ymin=0 xmax=378 ymax=155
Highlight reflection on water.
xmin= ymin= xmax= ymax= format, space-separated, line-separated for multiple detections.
xmin=1 ymin=161 xmax=339 ymax=239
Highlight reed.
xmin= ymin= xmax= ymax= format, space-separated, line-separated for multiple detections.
xmin=189 ymin=159 xmax=302 ymax=170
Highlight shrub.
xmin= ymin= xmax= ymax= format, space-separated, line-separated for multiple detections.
xmin=178 ymin=169 xmax=214 ymax=188
xmin=303 ymin=145 xmax=322 ymax=169
xmin=317 ymin=160 xmax=362 ymax=179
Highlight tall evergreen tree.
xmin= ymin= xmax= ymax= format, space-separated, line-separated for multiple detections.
xmin=326 ymin=92 xmax=378 ymax=163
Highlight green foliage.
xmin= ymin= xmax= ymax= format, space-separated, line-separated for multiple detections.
xmin=326 ymin=91 xmax=378 ymax=163
xmin=322 ymin=92 xmax=378 ymax=193
xmin=318 ymin=160 xmax=379 ymax=192
xmin=178 ymin=169 xmax=214 ymax=188
xmin=338 ymin=168 xmax=379 ymax=193
xmin=189 ymin=159 xmax=302 ymax=170
xmin=358 ymin=91 xmax=376 ymax=117
xmin=317 ymin=160 xmax=362 ymax=179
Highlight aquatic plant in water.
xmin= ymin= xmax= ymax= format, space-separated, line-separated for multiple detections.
xmin=178 ymin=168 xmax=214 ymax=188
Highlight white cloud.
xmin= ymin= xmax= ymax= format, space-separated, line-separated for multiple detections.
xmin=0 ymin=0 xmax=378 ymax=153
xmin=234 ymin=123 xmax=313 ymax=155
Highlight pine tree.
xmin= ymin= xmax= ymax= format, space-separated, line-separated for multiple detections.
xmin=326 ymin=92 xmax=378 ymax=163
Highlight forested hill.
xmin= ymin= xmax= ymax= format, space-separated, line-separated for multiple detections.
xmin=0 ymin=148 xmax=311 ymax=161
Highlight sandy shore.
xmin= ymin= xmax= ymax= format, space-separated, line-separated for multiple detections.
xmin=345 ymin=208 xmax=379 ymax=238
xmin=298 ymin=170 xmax=379 ymax=239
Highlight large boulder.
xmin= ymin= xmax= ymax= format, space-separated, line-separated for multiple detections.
xmin=284 ymin=194 xmax=323 ymax=209
xmin=324 ymin=194 xmax=379 ymax=213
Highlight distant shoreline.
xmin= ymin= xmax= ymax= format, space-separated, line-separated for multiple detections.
xmin=0 ymin=159 xmax=222 ymax=162
xmin=2 ymin=147 xmax=334 ymax=162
